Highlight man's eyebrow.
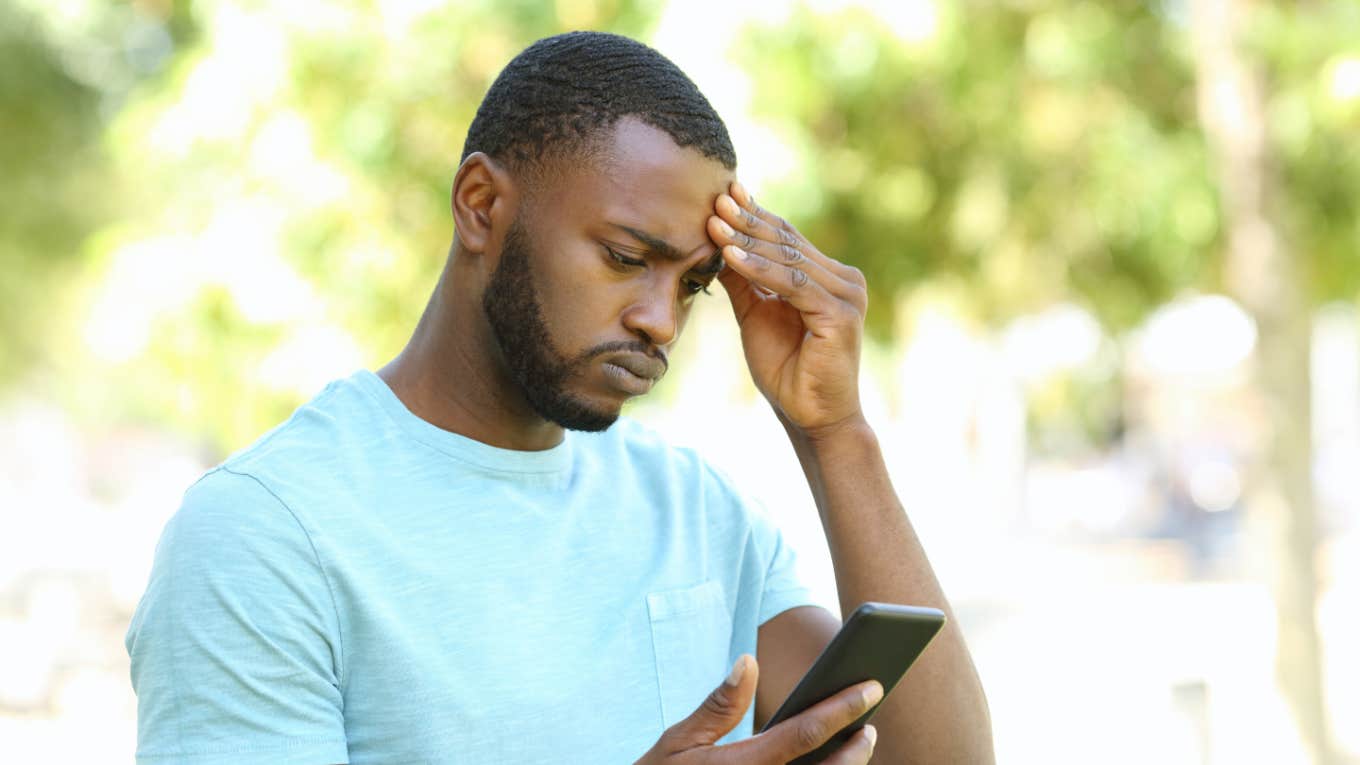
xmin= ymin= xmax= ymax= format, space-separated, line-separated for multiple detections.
xmin=608 ymin=223 xmax=686 ymax=261
xmin=608 ymin=222 xmax=724 ymax=277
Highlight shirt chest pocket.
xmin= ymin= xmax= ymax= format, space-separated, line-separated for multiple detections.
xmin=646 ymin=580 xmax=734 ymax=729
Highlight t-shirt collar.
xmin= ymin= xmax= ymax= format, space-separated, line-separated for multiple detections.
xmin=353 ymin=369 xmax=574 ymax=475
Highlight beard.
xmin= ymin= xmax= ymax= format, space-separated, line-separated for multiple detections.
xmin=481 ymin=217 xmax=620 ymax=432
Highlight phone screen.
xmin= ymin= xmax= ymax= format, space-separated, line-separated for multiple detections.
xmin=758 ymin=602 xmax=946 ymax=764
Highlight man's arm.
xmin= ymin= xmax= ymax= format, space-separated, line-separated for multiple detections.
xmin=767 ymin=415 xmax=994 ymax=763
xmin=710 ymin=181 xmax=995 ymax=763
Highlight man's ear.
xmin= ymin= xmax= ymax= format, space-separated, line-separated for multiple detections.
xmin=451 ymin=152 xmax=515 ymax=255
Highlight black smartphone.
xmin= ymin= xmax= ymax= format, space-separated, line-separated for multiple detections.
xmin=758 ymin=602 xmax=947 ymax=764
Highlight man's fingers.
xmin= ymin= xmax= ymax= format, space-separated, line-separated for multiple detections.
xmin=720 ymin=245 xmax=853 ymax=331
xmin=707 ymin=211 xmax=827 ymax=284
xmin=713 ymin=195 xmax=827 ymax=275
xmin=655 ymin=655 xmax=759 ymax=754
xmin=744 ymin=679 xmax=884 ymax=764
xmin=720 ymin=185 xmax=866 ymax=290
xmin=710 ymin=198 xmax=866 ymax=310
xmin=820 ymin=724 xmax=878 ymax=765
xmin=716 ymin=264 xmax=768 ymax=324
xmin=710 ymin=199 xmax=803 ymax=261
xmin=731 ymin=180 xmax=796 ymax=238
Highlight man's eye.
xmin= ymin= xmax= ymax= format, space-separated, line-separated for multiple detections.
xmin=683 ymin=279 xmax=713 ymax=296
xmin=605 ymin=246 xmax=644 ymax=268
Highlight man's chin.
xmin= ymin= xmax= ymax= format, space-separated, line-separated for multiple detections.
xmin=548 ymin=406 xmax=619 ymax=432
xmin=556 ymin=414 xmax=618 ymax=432
xmin=530 ymin=391 xmax=621 ymax=433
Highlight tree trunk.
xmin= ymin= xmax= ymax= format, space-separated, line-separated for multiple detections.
xmin=1190 ymin=1 xmax=1332 ymax=763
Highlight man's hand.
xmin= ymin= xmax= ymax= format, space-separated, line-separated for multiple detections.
xmin=636 ymin=654 xmax=880 ymax=765
xmin=707 ymin=182 xmax=869 ymax=438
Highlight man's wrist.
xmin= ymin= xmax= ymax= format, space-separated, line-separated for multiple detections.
xmin=782 ymin=412 xmax=879 ymax=468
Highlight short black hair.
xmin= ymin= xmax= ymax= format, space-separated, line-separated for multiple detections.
xmin=461 ymin=31 xmax=737 ymax=178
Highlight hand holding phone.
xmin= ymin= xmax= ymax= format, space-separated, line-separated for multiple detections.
xmin=634 ymin=602 xmax=944 ymax=765
xmin=758 ymin=602 xmax=946 ymax=764
xmin=634 ymin=653 xmax=881 ymax=765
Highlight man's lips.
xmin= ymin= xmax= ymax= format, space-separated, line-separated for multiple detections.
xmin=608 ymin=352 xmax=666 ymax=381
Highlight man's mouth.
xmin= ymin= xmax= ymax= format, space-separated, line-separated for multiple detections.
xmin=600 ymin=352 xmax=666 ymax=396
xmin=610 ymin=352 xmax=666 ymax=381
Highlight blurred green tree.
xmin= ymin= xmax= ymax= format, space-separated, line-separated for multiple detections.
xmin=737 ymin=2 xmax=1217 ymax=337
xmin=1190 ymin=2 xmax=1355 ymax=762
xmin=0 ymin=2 xmax=113 ymax=384
xmin=37 ymin=0 xmax=661 ymax=449
xmin=736 ymin=3 xmax=1357 ymax=762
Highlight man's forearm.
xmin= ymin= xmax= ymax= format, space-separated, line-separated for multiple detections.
xmin=787 ymin=414 xmax=995 ymax=764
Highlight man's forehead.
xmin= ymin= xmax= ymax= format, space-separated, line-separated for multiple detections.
xmin=600 ymin=117 xmax=732 ymax=182
xmin=582 ymin=119 xmax=733 ymax=240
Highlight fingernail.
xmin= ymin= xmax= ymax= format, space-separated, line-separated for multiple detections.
xmin=727 ymin=245 xmax=747 ymax=260
xmin=716 ymin=219 xmax=735 ymax=237
xmin=862 ymin=681 xmax=884 ymax=708
xmin=725 ymin=656 xmax=746 ymax=687
xmin=864 ymin=724 xmax=877 ymax=748
xmin=733 ymin=180 xmax=748 ymax=202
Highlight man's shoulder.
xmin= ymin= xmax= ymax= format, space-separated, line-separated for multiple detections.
xmin=220 ymin=375 xmax=362 ymax=470
xmin=146 ymin=466 xmax=317 ymax=586
xmin=165 ymin=372 xmax=386 ymax=531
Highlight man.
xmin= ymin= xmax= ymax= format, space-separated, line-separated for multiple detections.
xmin=126 ymin=31 xmax=993 ymax=764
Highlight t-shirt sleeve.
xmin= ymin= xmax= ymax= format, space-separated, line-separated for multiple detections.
xmin=746 ymin=498 xmax=820 ymax=625
xmin=698 ymin=456 xmax=818 ymax=626
xmin=125 ymin=467 xmax=349 ymax=765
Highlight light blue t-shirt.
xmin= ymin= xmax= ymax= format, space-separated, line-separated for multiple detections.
xmin=126 ymin=369 xmax=816 ymax=764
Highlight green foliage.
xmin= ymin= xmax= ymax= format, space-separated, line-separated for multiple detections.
xmin=39 ymin=0 xmax=664 ymax=454
xmin=0 ymin=2 xmax=108 ymax=383
xmin=738 ymin=1 xmax=1218 ymax=337
xmin=1249 ymin=1 xmax=1360 ymax=303
xmin=5 ymin=0 xmax=1359 ymax=455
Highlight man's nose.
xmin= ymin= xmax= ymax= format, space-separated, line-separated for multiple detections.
xmin=622 ymin=286 xmax=679 ymax=348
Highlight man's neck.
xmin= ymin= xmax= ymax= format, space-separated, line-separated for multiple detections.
xmin=376 ymin=268 xmax=566 ymax=452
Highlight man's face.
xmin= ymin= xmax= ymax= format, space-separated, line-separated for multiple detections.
xmin=482 ymin=118 xmax=733 ymax=431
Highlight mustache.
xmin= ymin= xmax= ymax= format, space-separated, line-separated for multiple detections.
xmin=578 ymin=340 xmax=668 ymax=372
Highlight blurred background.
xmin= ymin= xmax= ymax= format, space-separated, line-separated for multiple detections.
xmin=1 ymin=0 xmax=1357 ymax=761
